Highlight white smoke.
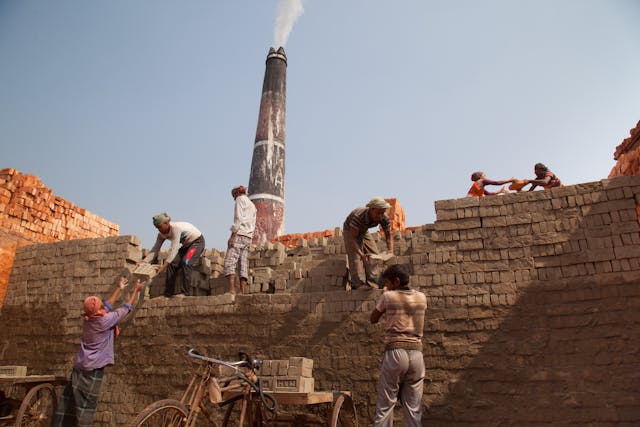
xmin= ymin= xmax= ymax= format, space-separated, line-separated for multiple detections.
xmin=273 ymin=0 xmax=304 ymax=48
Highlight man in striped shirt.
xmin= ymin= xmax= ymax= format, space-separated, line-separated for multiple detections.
xmin=370 ymin=264 xmax=427 ymax=427
xmin=343 ymin=196 xmax=394 ymax=289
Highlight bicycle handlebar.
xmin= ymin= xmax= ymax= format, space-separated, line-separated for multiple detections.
xmin=187 ymin=348 xmax=277 ymax=414
xmin=187 ymin=348 xmax=262 ymax=369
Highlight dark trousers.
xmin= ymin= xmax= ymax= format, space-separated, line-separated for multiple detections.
xmin=165 ymin=235 xmax=205 ymax=296
xmin=51 ymin=367 xmax=104 ymax=427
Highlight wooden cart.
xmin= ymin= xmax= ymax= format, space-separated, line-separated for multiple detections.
xmin=0 ymin=374 xmax=66 ymax=427
xmin=226 ymin=390 xmax=358 ymax=426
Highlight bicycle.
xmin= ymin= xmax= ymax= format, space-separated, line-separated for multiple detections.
xmin=129 ymin=349 xmax=278 ymax=427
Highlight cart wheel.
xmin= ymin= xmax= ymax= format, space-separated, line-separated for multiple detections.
xmin=128 ymin=399 xmax=188 ymax=427
xmin=15 ymin=383 xmax=56 ymax=427
xmin=330 ymin=393 xmax=358 ymax=427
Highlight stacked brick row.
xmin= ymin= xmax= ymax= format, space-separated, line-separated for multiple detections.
xmin=260 ymin=357 xmax=315 ymax=392
xmin=0 ymin=236 xmax=140 ymax=382
xmin=421 ymin=177 xmax=640 ymax=424
xmin=0 ymin=230 xmax=31 ymax=308
xmin=0 ymin=168 xmax=119 ymax=242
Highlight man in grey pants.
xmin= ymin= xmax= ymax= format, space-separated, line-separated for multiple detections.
xmin=370 ymin=264 xmax=427 ymax=426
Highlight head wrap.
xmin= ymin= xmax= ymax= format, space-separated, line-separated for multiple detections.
xmin=82 ymin=296 xmax=107 ymax=320
xmin=152 ymin=213 xmax=171 ymax=227
xmin=366 ymin=196 xmax=391 ymax=210
xmin=471 ymin=171 xmax=484 ymax=181
xmin=231 ymin=185 xmax=247 ymax=196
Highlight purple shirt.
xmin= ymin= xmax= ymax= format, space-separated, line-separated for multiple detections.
xmin=73 ymin=301 xmax=132 ymax=371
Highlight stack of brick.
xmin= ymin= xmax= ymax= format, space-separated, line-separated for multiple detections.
xmin=0 ymin=168 xmax=119 ymax=242
xmin=0 ymin=230 xmax=31 ymax=308
xmin=260 ymin=357 xmax=314 ymax=393
xmin=272 ymin=198 xmax=406 ymax=249
xmin=3 ymin=177 xmax=640 ymax=425
xmin=0 ymin=235 xmax=140 ymax=376
xmin=0 ymin=168 xmax=119 ymax=308
xmin=274 ymin=229 xmax=336 ymax=249
xmin=609 ymin=119 xmax=640 ymax=178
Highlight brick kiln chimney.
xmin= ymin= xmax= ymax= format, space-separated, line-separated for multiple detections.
xmin=248 ymin=47 xmax=287 ymax=244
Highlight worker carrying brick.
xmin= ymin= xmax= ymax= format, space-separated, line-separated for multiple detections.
xmin=466 ymin=171 xmax=515 ymax=197
xmin=223 ymin=185 xmax=257 ymax=295
xmin=370 ymin=264 xmax=427 ymax=427
xmin=51 ymin=277 xmax=145 ymax=427
xmin=526 ymin=162 xmax=563 ymax=191
xmin=343 ymin=196 xmax=394 ymax=290
xmin=143 ymin=213 xmax=205 ymax=298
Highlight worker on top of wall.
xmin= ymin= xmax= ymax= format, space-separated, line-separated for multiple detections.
xmin=143 ymin=213 xmax=205 ymax=298
xmin=223 ymin=185 xmax=257 ymax=295
xmin=343 ymin=196 xmax=394 ymax=290
xmin=466 ymin=171 xmax=515 ymax=197
xmin=370 ymin=264 xmax=427 ymax=427
xmin=51 ymin=277 xmax=145 ymax=427
xmin=526 ymin=163 xmax=563 ymax=191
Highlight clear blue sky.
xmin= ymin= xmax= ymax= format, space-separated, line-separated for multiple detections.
xmin=1 ymin=1 xmax=639 ymax=250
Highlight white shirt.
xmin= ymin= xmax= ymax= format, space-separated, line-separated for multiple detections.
xmin=231 ymin=194 xmax=257 ymax=238
xmin=144 ymin=221 xmax=202 ymax=263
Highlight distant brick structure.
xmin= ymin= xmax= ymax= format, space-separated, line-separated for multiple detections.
xmin=0 ymin=168 xmax=119 ymax=307
xmin=609 ymin=120 xmax=640 ymax=178
xmin=1 ymin=177 xmax=640 ymax=425
xmin=274 ymin=198 xmax=407 ymax=249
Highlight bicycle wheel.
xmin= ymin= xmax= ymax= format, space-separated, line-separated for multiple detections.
xmin=221 ymin=397 xmax=267 ymax=427
xmin=330 ymin=393 xmax=358 ymax=427
xmin=15 ymin=383 xmax=56 ymax=427
xmin=129 ymin=399 xmax=188 ymax=427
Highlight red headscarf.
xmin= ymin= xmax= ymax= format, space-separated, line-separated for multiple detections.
xmin=82 ymin=296 xmax=120 ymax=337
xmin=83 ymin=296 xmax=106 ymax=320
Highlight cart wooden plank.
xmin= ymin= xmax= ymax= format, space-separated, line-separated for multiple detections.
xmin=0 ymin=375 xmax=63 ymax=384
xmin=223 ymin=390 xmax=351 ymax=406
xmin=269 ymin=391 xmax=334 ymax=405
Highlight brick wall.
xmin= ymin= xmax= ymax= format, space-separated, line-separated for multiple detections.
xmin=1 ymin=176 xmax=640 ymax=425
xmin=0 ymin=168 xmax=119 ymax=308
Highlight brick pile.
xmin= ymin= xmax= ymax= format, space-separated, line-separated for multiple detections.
xmin=260 ymin=357 xmax=315 ymax=392
xmin=1 ymin=177 xmax=640 ymax=425
xmin=0 ymin=168 xmax=119 ymax=241
xmin=0 ymin=236 xmax=140 ymax=389
xmin=273 ymin=198 xmax=406 ymax=249
xmin=610 ymin=120 xmax=640 ymax=178
xmin=0 ymin=168 xmax=119 ymax=308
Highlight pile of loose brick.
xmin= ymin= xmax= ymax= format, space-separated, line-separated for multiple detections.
xmin=273 ymin=198 xmax=407 ymax=249
xmin=0 ymin=168 xmax=118 ymax=242
xmin=0 ymin=168 xmax=120 ymax=309
xmin=610 ymin=119 xmax=640 ymax=177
